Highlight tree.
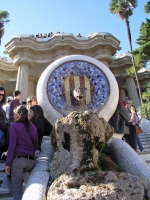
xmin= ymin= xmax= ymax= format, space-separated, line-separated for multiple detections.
xmin=132 ymin=18 xmax=150 ymax=69
xmin=109 ymin=0 xmax=143 ymax=104
xmin=138 ymin=82 xmax=150 ymax=119
xmin=144 ymin=0 xmax=150 ymax=16
xmin=142 ymin=82 xmax=150 ymax=101
xmin=0 ymin=10 xmax=10 ymax=45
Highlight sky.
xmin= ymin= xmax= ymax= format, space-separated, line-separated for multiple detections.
xmin=0 ymin=0 xmax=149 ymax=59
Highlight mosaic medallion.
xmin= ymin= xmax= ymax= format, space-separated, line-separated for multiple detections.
xmin=47 ymin=60 xmax=110 ymax=115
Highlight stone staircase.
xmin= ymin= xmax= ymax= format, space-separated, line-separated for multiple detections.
xmin=0 ymin=161 xmax=13 ymax=200
xmin=138 ymin=132 xmax=150 ymax=168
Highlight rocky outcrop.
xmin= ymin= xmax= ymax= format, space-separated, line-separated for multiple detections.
xmin=47 ymin=171 xmax=148 ymax=200
xmin=50 ymin=111 xmax=113 ymax=180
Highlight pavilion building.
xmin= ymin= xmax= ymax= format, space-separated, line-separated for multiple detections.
xmin=0 ymin=32 xmax=149 ymax=108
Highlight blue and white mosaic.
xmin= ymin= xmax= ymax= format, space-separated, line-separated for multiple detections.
xmin=47 ymin=60 xmax=110 ymax=114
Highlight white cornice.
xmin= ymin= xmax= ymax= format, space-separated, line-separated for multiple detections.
xmin=5 ymin=33 xmax=120 ymax=57
xmin=0 ymin=60 xmax=16 ymax=71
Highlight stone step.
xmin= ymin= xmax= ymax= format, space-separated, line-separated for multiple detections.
xmin=139 ymin=138 xmax=150 ymax=141
xmin=139 ymin=136 xmax=150 ymax=140
xmin=140 ymin=141 xmax=150 ymax=145
xmin=140 ymin=144 xmax=150 ymax=149
xmin=140 ymin=137 xmax=150 ymax=141
xmin=139 ymin=134 xmax=150 ymax=138
xmin=0 ymin=197 xmax=13 ymax=200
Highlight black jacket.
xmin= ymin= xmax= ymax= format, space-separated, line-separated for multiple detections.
xmin=0 ymin=105 xmax=6 ymax=131
xmin=109 ymin=103 xmax=130 ymax=133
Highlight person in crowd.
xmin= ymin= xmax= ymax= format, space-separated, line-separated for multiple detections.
xmin=129 ymin=105 xmax=145 ymax=152
xmin=43 ymin=33 xmax=47 ymax=38
xmin=76 ymin=33 xmax=82 ymax=37
xmin=5 ymin=105 xmax=38 ymax=200
xmin=126 ymin=96 xmax=132 ymax=105
xmin=0 ymin=87 xmax=7 ymax=155
xmin=36 ymin=33 xmax=39 ymax=38
xmin=27 ymin=96 xmax=53 ymax=135
xmin=109 ymin=102 xmax=137 ymax=151
xmin=9 ymin=90 xmax=21 ymax=123
xmin=28 ymin=105 xmax=45 ymax=156
xmin=3 ymin=96 xmax=13 ymax=120
xmin=0 ymin=87 xmax=11 ymax=195
xmin=27 ymin=96 xmax=38 ymax=108
xmin=120 ymin=99 xmax=125 ymax=108
xmin=21 ymin=101 xmax=27 ymax=108
xmin=125 ymin=102 xmax=131 ymax=114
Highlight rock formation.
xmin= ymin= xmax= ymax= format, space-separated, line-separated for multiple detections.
xmin=50 ymin=111 xmax=113 ymax=180
xmin=47 ymin=111 xmax=148 ymax=199
xmin=47 ymin=171 xmax=148 ymax=200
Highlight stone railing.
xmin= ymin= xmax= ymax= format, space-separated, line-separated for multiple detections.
xmin=140 ymin=118 xmax=150 ymax=134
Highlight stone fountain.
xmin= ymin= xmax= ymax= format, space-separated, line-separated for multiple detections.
xmin=22 ymin=55 xmax=150 ymax=200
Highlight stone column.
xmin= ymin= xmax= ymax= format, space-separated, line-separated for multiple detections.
xmin=119 ymin=89 xmax=126 ymax=101
xmin=28 ymin=79 xmax=35 ymax=97
xmin=126 ymin=77 xmax=140 ymax=108
xmin=16 ymin=63 xmax=29 ymax=101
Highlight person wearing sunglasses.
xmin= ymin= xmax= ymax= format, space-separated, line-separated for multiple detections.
xmin=26 ymin=96 xmax=38 ymax=109
xmin=0 ymin=87 xmax=7 ymax=155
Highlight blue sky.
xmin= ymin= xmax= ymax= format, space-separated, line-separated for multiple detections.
xmin=0 ymin=0 xmax=149 ymax=58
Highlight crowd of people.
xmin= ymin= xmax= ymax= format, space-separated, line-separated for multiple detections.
xmin=0 ymin=86 xmax=146 ymax=200
xmin=0 ymin=87 xmax=52 ymax=200
xmin=35 ymin=32 xmax=82 ymax=38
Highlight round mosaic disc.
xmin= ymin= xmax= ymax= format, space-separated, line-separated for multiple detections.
xmin=37 ymin=55 xmax=119 ymax=125
xmin=47 ymin=60 xmax=110 ymax=115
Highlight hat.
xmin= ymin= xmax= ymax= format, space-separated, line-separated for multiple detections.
xmin=7 ymin=96 xmax=13 ymax=101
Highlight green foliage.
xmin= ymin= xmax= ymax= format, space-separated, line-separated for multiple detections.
xmin=109 ymin=0 xmax=138 ymax=20
xmin=142 ymin=82 xmax=150 ymax=101
xmin=126 ymin=53 xmax=142 ymax=77
xmin=132 ymin=18 xmax=150 ymax=67
xmin=0 ymin=10 xmax=10 ymax=23
xmin=144 ymin=1 xmax=150 ymax=16
xmin=138 ymin=102 xmax=150 ymax=120
xmin=126 ymin=66 xmax=135 ymax=77
xmin=0 ymin=10 xmax=10 ymax=45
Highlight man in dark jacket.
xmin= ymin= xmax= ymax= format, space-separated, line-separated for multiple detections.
xmin=9 ymin=90 xmax=21 ymax=122
xmin=109 ymin=103 xmax=137 ymax=150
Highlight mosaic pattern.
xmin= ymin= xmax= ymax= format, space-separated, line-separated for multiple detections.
xmin=47 ymin=60 xmax=110 ymax=115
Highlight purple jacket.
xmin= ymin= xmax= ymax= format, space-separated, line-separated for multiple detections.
xmin=9 ymin=99 xmax=20 ymax=123
xmin=6 ymin=122 xmax=38 ymax=166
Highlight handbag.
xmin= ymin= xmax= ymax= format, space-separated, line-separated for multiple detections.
xmin=135 ymin=125 xmax=142 ymax=135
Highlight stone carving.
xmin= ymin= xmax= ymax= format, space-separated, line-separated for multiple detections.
xmin=73 ymin=87 xmax=87 ymax=105
xmin=71 ymin=87 xmax=87 ymax=111
xmin=47 ymin=171 xmax=148 ymax=200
